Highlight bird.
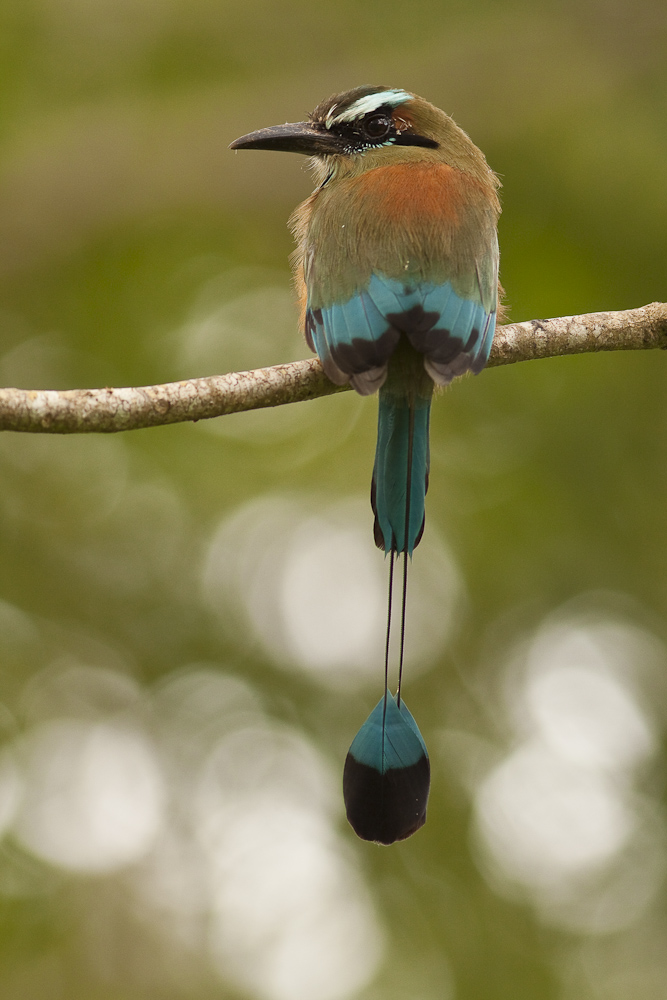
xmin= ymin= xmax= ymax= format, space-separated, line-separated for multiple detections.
xmin=231 ymin=86 xmax=501 ymax=845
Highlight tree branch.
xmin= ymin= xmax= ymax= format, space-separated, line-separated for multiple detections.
xmin=1 ymin=303 xmax=665 ymax=434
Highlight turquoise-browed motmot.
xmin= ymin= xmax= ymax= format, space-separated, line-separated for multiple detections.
xmin=231 ymin=86 xmax=501 ymax=845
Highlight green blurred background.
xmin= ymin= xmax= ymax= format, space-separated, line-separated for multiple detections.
xmin=0 ymin=1 xmax=666 ymax=998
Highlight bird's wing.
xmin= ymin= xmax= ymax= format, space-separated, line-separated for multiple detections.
xmin=420 ymin=234 xmax=499 ymax=385
xmin=305 ymin=284 xmax=400 ymax=395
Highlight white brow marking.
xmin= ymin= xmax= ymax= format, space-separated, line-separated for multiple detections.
xmin=326 ymin=89 xmax=411 ymax=127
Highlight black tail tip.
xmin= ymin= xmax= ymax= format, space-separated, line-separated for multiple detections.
xmin=343 ymin=753 xmax=430 ymax=845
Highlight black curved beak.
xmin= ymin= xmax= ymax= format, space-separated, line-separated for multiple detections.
xmin=230 ymin=121 xmax=344 ymax=156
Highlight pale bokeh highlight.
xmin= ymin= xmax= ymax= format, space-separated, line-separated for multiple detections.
xmin=202 ymin=493 xmax=462 ymax=689
xmin=12 ymin=718 xmax=166 ymax=872
xmin=2 ymin=664 xmax=384 ymax=1000
xmin=451 ymin=610 xmax=667 ymax=934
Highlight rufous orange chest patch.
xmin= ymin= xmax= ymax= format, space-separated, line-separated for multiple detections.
xmin=348 ymin=162 xmax=470 ymax=227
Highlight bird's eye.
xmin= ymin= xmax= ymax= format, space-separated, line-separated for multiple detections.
xmin=363 ymin=114 xmax=392 ymax=141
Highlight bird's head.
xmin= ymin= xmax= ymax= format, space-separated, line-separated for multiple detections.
xmin=230 ymin=85 xmax=491 ymax=182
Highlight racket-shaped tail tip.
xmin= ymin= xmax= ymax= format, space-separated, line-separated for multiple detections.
xmin=343 ymin=696 xmax=430 ymax=845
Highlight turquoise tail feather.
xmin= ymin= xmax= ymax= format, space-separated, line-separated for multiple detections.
xmin=371 ymin=373 xmax=432 ymax=555
xmin=352 ymin=343 xmax=436 ymax=842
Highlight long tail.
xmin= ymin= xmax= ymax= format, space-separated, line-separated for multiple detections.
xmin=370 ymin=383 xmax=432 ymax=556
xmin=343 ymin=358 xmax=432 ymax=845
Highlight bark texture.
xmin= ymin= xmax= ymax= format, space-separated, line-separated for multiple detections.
xmin=0 ymin=303 xmax=665 ymax=434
